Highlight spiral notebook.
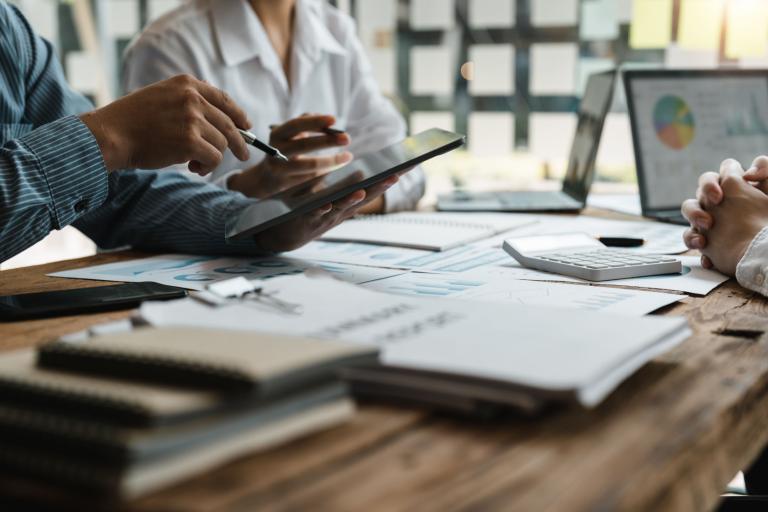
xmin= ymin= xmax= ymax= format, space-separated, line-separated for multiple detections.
xmin=0 ymin=392 xmax=353 ymax=498
xmin=319 ymin=212 xmax=534 ymax=251
xmin=38 ymin=326 xmax=378 ymax=397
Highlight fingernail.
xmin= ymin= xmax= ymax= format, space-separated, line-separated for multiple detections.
xmin=695 ymin=220 xmax=709 ymax=230
xmin=690 ymin=236 xmax=704 ymax=249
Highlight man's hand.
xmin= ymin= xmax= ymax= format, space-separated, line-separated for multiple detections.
xmin=252 ymin=175 xmax=399 ymax=252
xmin=228 ymin=114 xmax=353 ymax=198
xmin=80 ymin=74 xmax=252 ymax=175
xmin=681 ymin=159 xmax=768 ymax=275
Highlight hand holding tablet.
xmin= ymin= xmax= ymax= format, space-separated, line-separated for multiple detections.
xmin=250 ymin=175 xmax=400 ymax=252
xmin=226 ymin=128 xmax=465 ymax=240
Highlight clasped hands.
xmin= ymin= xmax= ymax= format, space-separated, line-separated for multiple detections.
xmin=682 ymin=157 xmax=768 ymax=275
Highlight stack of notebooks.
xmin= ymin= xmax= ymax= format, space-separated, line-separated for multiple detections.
xmin=0 ymin=327 xmax=377 ymax=500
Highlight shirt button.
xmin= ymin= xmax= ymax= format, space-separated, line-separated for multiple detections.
xmin=756 ymin=273 xmax=765 ymax=286
xmin=74 ymin=199 xmax=88 ymax=213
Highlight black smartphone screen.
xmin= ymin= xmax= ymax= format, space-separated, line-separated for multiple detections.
xmin=226 ymin=128 xmax=465 ymax=240
xmin=0 ymin=282 xmax=187 ymax=321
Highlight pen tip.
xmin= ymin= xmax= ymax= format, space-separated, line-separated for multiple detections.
xmin=276 ymin=151 xmax=289 ymax=162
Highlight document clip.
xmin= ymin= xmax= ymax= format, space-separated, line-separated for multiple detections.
xmin=192 ymin=277 xmax=303 ymax=315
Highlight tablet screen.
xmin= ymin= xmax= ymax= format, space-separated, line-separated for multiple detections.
xmin=226 ymin=128 xmax=464 ymax=240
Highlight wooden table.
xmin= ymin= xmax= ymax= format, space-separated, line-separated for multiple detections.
xmin=2 ymin=251 xmax=768 ymax=512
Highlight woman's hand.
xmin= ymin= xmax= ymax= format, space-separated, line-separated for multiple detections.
xmin=228 ymin=114 xmax=352 ymax=197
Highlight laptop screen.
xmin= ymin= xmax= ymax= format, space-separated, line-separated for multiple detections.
xmin=626 ymin=71 xmax=768 ymax=212
xmin=562 ymin=71 xmax=616 ymax=201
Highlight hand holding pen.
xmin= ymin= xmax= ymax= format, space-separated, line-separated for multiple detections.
xmin=228 ymin=114 xmax=353 ymax=198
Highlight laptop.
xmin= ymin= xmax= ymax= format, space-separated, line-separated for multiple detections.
xmin=437 ymin=70 xmax=616 ymax=213
xmin=624 ymin=69 xmax=768 ymax=225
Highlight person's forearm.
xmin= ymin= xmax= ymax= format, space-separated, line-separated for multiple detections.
xmin=73 ymin=170 xmax=268 ymax=256
xmin=0 ymin=117 xmax=109 ymax=262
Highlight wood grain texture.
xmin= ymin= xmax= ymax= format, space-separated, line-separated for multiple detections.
xmin=1 ymin=253 xmax=766 ymax=512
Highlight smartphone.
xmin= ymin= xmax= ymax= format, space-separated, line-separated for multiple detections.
xmin=0 ymin=282 xmax=187 ymax=321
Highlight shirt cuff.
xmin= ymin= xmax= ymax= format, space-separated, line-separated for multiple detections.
xmin=213 ymin=168 xmax=246 ymax=190
xmin=735 ymin=226 xmax=768 ymax=294
xmin=18 ymin=116 xmax=109 ymax=229
xmin=383 ymin=167 xmax=426 ymax=213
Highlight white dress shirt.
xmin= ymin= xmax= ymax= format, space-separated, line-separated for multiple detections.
xmin=123 ymin=0 xmax=424 ymax=212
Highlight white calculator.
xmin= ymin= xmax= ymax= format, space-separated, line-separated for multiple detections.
xmin=502 ymin=233 xmax=682 ymax=282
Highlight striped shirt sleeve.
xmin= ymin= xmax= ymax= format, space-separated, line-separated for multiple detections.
xmin=73 ymin=170 xmax=264 ymax=256
xmin=0 ymin=116 xmax=109 ymax=261
xmin=0 ymin=4 xmax=109 ymax=262
xmin=1 ymin=3 xmax=265 ymax=261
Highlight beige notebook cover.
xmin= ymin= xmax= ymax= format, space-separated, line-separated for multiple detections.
xmin=0 ymin=349 xmax=220 ymax=425
xmin=38 ymin=327 xmax=378 ymax=395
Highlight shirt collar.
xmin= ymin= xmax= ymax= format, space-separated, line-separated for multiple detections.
xmin=212 ymin=0 xmax=347 ymax=68
xmin=293 ymin=0 xmax=348 ymax=59
xmin=212 ymin=0 xmax=270 ymax=68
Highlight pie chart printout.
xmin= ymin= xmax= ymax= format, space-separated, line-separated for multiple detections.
xmin=653 ymin=95 xmax=695 ymax=150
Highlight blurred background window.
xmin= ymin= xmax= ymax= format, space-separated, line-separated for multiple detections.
xmin=5 ymin=0 xmax=768 ymax=269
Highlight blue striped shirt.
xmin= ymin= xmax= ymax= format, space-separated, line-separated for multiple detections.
xmin=0 ymin=2 xmax=261 ymax=263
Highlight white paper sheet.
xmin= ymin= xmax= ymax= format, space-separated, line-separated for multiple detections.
xmin=530 ymin=0 xmax=578 ymax=26
xmin=587 ymin=256 xmax=728 ymax=295
xmin=587 ymin=194 xmax=643 ymax=216
xmin=580 ymin=0 xmax=619 ymax=40
xmin=49 ymin=255 xmax=406 ymax=291
xmin=65 ymin=52 xmax=101 ymax=94
xmin=529 ymin=43 xmax=579 ymax=95
xmin=363 ymin=271 xmax=681 ymax=316
xmin=410 ymin=111 xmax=455 ymax=135
xmin=105 ymin=0 xmax=139 ymax=38
xmin=528 ymin=113 xmax=578 ymax=162
xmin=287 ymin=240 xmax=516 ymax=274
xmin=469 ymin=0 xmax=515 ymax=28
xmin=468 ymin=112 xmax=515 ymax=157
xmin=411 ymin=0 xmax=454 ymax=29
xmin=140 ymin=274 xmax=690 ymax=407
xmin=468 ymin=44 xmax=515 ymax=95
xmin=321 ymin=212 xmax=532 ymax=251
xmin=508 ymin=214 xmax=688 ymax=254
xmin=411 ymin=46 xmax=454 ymax=96
xmin=664 ymin=44 xmax=719 ymax=69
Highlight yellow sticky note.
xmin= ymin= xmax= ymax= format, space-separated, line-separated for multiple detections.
xmin=726 ymin=0 xmax=768 ymax=58
xmin=678 ymin=0 xmax=724 ymax=50
xmin=629 ymin=0 xmax=673 ymax=49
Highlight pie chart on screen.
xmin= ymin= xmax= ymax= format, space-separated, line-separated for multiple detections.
xmin=653 ymin=95 xmax=695 ymax=150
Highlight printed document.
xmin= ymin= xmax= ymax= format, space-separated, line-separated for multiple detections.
xmin=50 ymin=254 xmax=405 ymax=291
xmin=320 ymin=212 xmax=534 ymax=251
xmin=140 ymin=274 xmax=690 ymax=408
xmin=362 ymin=270 xmax=681 ymax=316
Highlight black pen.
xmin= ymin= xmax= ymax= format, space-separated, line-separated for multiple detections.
xmin=598 ymin=236 xmax=644 ymax=247
xmin=269 ymin=124 xmax=346 ymax=136
xmin=238 ymin=129 xmax=289 ymax=162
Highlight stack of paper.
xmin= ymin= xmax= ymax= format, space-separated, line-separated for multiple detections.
xmin=141 ymin=274 xmax=691 ymax=414
xmin=319 ymin=212 xmax=534 ymax=251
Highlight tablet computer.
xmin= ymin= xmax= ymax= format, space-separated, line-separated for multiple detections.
xmin=226 ymin=128 xmax=465 ymax=240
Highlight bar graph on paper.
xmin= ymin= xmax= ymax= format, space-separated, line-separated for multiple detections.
xmin=363 ymin=273 xmax=680 ymax=316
